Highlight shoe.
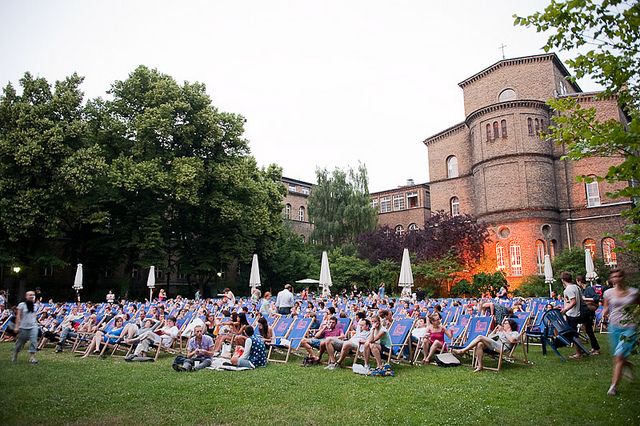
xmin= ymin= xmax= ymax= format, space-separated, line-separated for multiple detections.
xmin=183 ymin=363 xmax=192 ymax=372
xmin=30 ymin=358 xmax=38 ymax=365
xmin=172 ymin=363 xmax=183 ymax=372
xmin=55 ymin=345 xmax=62 ymax=353
xmin=124 ymin=354 xmax=135 ymax=362
xmin=325 ymin=363 xmax=336 ymax=370
xmin=590 ymin=349 xmax=600 ymax=356
xmin=607 ymin=385 xmax=617 ymax=396
xmin=382 ymin=363 xmax=392 ymax=371
xmin=568 ymin=354 xmax=582 ymax=360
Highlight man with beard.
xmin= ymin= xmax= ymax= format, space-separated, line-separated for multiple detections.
xmin=12 ymin=291 xmax=40 ymax=364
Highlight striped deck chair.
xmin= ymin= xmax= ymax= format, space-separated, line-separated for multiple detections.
xmin=448 ymin=315 xmax=493 ymax=356
xmin=384 ymin=318 xmax=415 ymax=363
xmin=267 ymin=316 xmax=296 ymax=363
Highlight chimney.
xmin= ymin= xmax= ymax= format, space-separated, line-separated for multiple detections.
xmin=406 ymin=179 xmax=415 ymax=186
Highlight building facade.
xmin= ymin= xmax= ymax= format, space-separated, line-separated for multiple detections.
xmin=424 ymin=53 xmax=631 ymax=287
xmin=370 ymin=180 xmax=431 ymax=234
xmin=282 ymin=176 xmax=314 ymax=241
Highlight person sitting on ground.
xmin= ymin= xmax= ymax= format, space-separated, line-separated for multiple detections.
xmin=422 ymin=314 xmax=453 ymax=364
xmin=173 ymin=325 xmax=214 ymax=371
xmin=81 ymin=316 xmax=125 ymax=357
xmin=327 ymin=318 xmax=371 ymax=370
xmin=452 ymin=318 xmax=519 ymax=372
xmin=363 ymin=315 xmax=392 ymax=374
xmin=256 ymin=317 xmax=274 ymax=344
xmin=300 ymin=316 xmax=345 ymax=365
xmin=127 ymin=316 xmax=179 ymax=360
xmin=231 ymin=325 xmax=267 ymax=369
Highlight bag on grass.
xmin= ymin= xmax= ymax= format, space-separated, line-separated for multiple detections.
xmin=435 ymin=353 xmax=461 ymax=367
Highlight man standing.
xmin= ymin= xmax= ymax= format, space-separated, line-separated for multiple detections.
xmin=276 ymin=284 xmax=295 ymax=315
xmin=560 ymin=271 xmax=585 ymax=359
xmin=378 ymin=283 xmax=385 ymax=300
xmin=577 ymin=275 xmax=601 ymax=355
xmin=12 ymin=290 xmax=40 ymax=364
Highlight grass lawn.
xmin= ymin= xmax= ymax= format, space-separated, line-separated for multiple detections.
xmin=0 ymin=339 xmax=639 ymax=425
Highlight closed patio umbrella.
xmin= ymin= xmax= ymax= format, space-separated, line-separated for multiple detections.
xmin=398 ymin=248 xmax=414 ymax=299
xmin=319 ymin=251 xmax=332 ymax=297
xmin=585 ymin=249 xmax=598 ymax=283
xmin=249 ymin=254 xmax=261 ymax=292
xmin=147 ymin=266 xmax=156 ymax=301
xmin=73 ymin=263 xmax=83 ymax=303
xmin=544 ymin=254 xmax=554 ymax=298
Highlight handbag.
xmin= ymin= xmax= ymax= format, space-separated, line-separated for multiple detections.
xmin=435 ymin=353 xmax=461 ymax=367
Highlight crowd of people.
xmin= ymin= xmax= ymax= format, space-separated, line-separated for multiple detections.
xmin=1 ymin=269 xmax=637 ymax=394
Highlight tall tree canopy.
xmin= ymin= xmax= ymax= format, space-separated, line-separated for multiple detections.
xmin=0 ymin=66 xmax=286 ymax=297
xmin=307 ymin=164 xmax=377 ymax=248
xmin=515 ymin=0 xmax=640 ymax=261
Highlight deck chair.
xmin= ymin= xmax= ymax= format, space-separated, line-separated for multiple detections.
xmin=385 ymin=318 xmax=415 ymax=363
xmin=541 ymin=309 xmax=591 ymax=361
xmin=448 ymin=316 xmax=493 ymax=364
xmin=475 ymin=316 xmax=530 ymax=372
xmin=271 ymin=317 xmax=314 ymax=363
xmin=267 ymin=316 xmax=296 ymax=363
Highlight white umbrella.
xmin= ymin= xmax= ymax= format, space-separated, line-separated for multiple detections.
xmin=398 ymin=248 xmax=414 ymax=299
xmin=73 ymin=263 xmax=83 ymax=302
xmin=147 ymin=266 xmax=156 ymax=301
xmin=585 ymin=249 xmax=598 ymax=283
xmin=319 ymin=251 xmax=332 ymax=297
xmin=543 ymin=254 xmax=554 ymax=298
xmin=249 ymin=254 xmax=261 ymax=292
xmin=295 ymin=278 xmax=320 ymax=285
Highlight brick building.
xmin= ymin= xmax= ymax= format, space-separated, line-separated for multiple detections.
xmin=282 ymin=176 xmax=314 ymax=241
xmin=370 ymin=180 xmax=431 ymax=234
xmin=424 ymin=53 xmax=631 ymax=287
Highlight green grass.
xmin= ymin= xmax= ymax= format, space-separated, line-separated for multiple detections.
xmin=0 ymin=339 xmax=639 ymax=425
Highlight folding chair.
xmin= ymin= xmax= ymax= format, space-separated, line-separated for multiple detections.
xmin=541 ymin=309 xmax=590 ymax=361
xmin=267 ymin=316 xmax=295 ymax=363
xmin=384 ymin=318 xmax=415 ymax=363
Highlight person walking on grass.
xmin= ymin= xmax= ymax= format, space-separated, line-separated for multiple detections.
xmin=576 ymin=275 xmax=601 ymax=355
xmin=12 ymin=290 xmax=40 ymax=364
xmin=559 ymin=271 xmax=585 ymax=359
xmin=603 ymin=269 xmax=639 ymax=396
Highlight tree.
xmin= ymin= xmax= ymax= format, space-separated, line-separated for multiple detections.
xmin=515 ymin=1 xmax=640 ymax=261
xmin=307 ymin=164 xmax=377 ymax=248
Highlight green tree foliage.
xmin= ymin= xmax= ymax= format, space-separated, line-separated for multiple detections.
xmin=513 ymin=275 xmax=553 ymax=298
xmin=515 ymin=1 xmax=640 ymax=261
xmin=551 ymin=247 xmax=610 ymax=282
xmin=308 ymin=164 xmax=377 ymax=249
xmin=450 ymin=271 xmax=507 ymax=298
xmin=413 ymin=254 xmax=462 ymax=297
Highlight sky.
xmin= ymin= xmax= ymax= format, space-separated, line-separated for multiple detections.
xmin=0 ymin=0 xmax=600 ymax=192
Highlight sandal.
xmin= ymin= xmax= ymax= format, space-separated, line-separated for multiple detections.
xmin=568 ymin=354 xmax=582 ymax=360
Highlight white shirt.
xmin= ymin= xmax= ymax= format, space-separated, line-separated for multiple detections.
xmin=276 ymin=289 xmax=294 ymax=309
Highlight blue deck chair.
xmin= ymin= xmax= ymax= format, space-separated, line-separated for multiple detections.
xmin=477 ymin=316 xmax=530 ymax=372
xmin=541 ymin=309 xmax=590 ymax=361
xmin=280 ymin=317 xmax=314 ymax=363
xmin=449 ymin=316 xmax=493 ymax=352
xmin=385 ymin=318 xmax=415 ymax=363
xmin=267 ymin=316 xmax=296 ymax=363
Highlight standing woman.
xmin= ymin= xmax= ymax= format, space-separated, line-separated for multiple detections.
xmin=12 ymin=291 xmax=40 ymax=364
xmin=603 ymin=269 xmax=639 ymax=396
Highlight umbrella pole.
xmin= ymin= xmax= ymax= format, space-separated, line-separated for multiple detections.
xmin=76 ymin=289 xmax=80 ymax=304
xmin=548 ymin=282 xmax=552 ymax=298
xmin=149 ymin=288 xmax=153 ymax=302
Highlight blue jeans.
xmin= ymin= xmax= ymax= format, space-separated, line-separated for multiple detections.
xmin=237 ymin=358 xmax=255 ymax=368
xmin=15 ymin=327 xmax=39 ymax=354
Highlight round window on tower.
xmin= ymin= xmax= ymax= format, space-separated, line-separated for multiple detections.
xmin=498 ymin=88 xmax=517 ymax=102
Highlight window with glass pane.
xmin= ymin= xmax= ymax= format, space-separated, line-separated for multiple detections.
xmin=447 ymin=156 xmax=458 ymax=178
xmin=285 ymin=203 xmax=291 ymax=219
xmin=501 ymin=119 xmax=507 ymax=138
xmin=585 ymin=180 xmax=601 ymax=207
xmin=450 ymin=196 xmax=460 ymax=216
xmin=583 ymin=239 xmax=597 ymax=258
xmin=395 ymin=225 xmax=404 ymax=236
xmin=298 ymin=206 xmax=305 ymax=221
xmin=408 ymin=223 xmax=418 ymax=232
xmin=535 ymin=240 xmax=546 ymax=275
xmin=602 ymin=238 xmax=617 ymax=266
xmin=393 ymin=194 xmax=405 ymax=211
xmin=496 ymin=244 xmax=506 ymax=271
xmin=380 ymin=197 xmax=392 ymax=213
xmin=407 ymin=191 xmax=418 ymax=208
xmin=371 ymin=198 xmax=378 ymax=209
xmin=509 ymin=241 xmax=522 ymax=276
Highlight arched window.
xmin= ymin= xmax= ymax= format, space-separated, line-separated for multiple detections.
xmin=486 ymin=123 xmax=492 ymax=141
xmin=285 ymin=203 xmax=291 ymax=219
xmin=498 ymin=88 xmax=516 ymax=102
xmin=447 ymin=156 xmax=458 ymax=178
xmin=527 ymin=117 xmax=534 ymax=135
xmin=496 ymin=243 xmax=506 ymax=271
xmin=535 ymin=240 xmax=546 ymax=275
xmin=534 ymin=118 xmax=540 ymax=134
xmin=450 ymin=196 xmax=460 ymax=217
xmin=298 ymin=206 xmax=305 ymax=222
xmin=408 ymin=223 xmax=418 ymax=232
xmin=509 ymin=241 xmax=522 ymax=276
xmin=493 ymin=122 xmax=499 ymax=139
xmin=395 ymin=225 xmax=404 ymax=236
xmin=602 ymin=238 xmax=617 ymax=266
xmin=550 ymin=239 xmax=557 ymax=259
xmin=501 ymin=119 xmax=507 ymax=138
xmin=583 ymin=238 xmax=597 ymax=258
xmin=585 ymin=177 xmax=601 ymax=207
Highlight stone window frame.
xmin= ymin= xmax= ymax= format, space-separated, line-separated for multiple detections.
xmin=395 ymin=224 xmax=404 ymax=236
xmin=393 ymin=194 xmax=406 ymax=211
xmin=583 ymin=238 xmax=597 ymax=258
xmin=602 ymin=237 xmax=617 ymax=266
xmin=535 ymin=240 xmax=546 ymax=275
xmin=585 ymin=177 xmax=601 ymax=207
xmin=496 ymin=243 xmax=506 ymax=271
xmin=380 ymin=196 xmax=392 ymax=213
xmin=501 ymin=119 xmax=508 ymax=138
xmin=486 ymin=123 xmax=492 ymax=141
xmin=406 ymin=191 xmax=419 ymax=208
xmin=498 ymin=88 xmax=517 ymax=102
xmin=450 ymin=196 xmax=460 ymax=217
xmin=298 ymin=206 xmax=305 ymax=222
xmin=509 ymin=241 xmax=523 ymax=276
xmin=285 ymin=203 xmax=291 ymax=219
xmin=493 ymin=121 xmax=500 ymax=140
xmin=408 ymin=223 xmax=419 ymax=232
xmin=527 ymin=117 xmax=534 ymax=136
xmin=446 ymin=155 xmax=459 ymax=179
